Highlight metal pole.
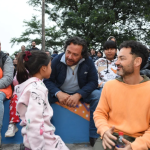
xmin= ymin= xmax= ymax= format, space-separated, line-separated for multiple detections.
xmin=42 ymin=0 xmax=45 ymax=51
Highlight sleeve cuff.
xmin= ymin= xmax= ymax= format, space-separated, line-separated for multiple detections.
xmin=55 ymin=91 xmax=61 ymax=97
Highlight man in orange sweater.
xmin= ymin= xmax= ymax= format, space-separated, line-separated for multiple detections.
xmin=93 ymin=40 xmax=150 ymax=150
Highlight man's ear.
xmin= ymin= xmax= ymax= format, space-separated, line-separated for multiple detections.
xmin=134 ymin=57 xmax=142 ymax=67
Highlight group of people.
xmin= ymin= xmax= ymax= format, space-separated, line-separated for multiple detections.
xmin=0 ymin=36 xmax=150 ymax=150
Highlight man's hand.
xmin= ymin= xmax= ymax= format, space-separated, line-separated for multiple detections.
xmin=66 ymin=93 xmax=82 ymax=107
xmin=56 ymin=91 xmax=70 ymax=105
xmin=102 ymin=126 xmax=117 ymax=149
xmin=115 ymin=138 xmax=132 ymax=150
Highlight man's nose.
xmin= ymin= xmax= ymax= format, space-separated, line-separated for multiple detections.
xmin=68 ymin=54 xmax=73 ymax=59
xmin=115 ymin=59 xmax=119 ymax=65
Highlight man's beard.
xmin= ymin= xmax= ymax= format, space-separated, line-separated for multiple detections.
xmin=117 ymin=65 xmax=134 ymax=77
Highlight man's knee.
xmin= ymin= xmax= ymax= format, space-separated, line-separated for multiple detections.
xmin=89 ymin=89 xmax=101 ymax=101
xmin=83 ymin=89 xmax=101 ymax=105
xmin=0 ymin=92 xmax=6 ymax=102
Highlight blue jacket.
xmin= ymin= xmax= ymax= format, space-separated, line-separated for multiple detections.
xmin=44 ymin=53 xmax=98 ymax=99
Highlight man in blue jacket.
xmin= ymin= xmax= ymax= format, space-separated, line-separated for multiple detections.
xmin=44 ymin=36 xmax=101 ymax=146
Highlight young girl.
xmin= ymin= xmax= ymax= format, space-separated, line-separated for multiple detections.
xmin=15 ymin=51 xmax=69 ymax=150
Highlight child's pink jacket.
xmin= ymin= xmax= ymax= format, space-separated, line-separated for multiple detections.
xmin=16 ymin=77 xmax=69 ymax=150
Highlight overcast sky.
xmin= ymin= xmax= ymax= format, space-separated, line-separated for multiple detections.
xmin=0 ymin=0 xmax=40 ymax=55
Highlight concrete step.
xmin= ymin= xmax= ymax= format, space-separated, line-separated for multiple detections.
xmin=1 ymin=143 xmax=92 ymax=150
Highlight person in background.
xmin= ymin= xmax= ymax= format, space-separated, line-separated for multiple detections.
xmin=90 ymin=48 xmax=98 ymax=62
xmin=94 ymin=41 xmax=150 ymax=150
xmin=29 ymin=41 xmax=39 ymax=51
xmin=0 ymin=41 xmax=14 ymax=148
xmin=21 ymin=45 xmax=26 ymax=52
xmin=107 ymin=36 xmax=119 ymax=55
xmin=14 ymin=53 xmax=18 ymax=59
xmin=95 ymin=40 xmax=118 ymax=90
xmin=45 ymin=51 xmax=51 ymax=57
xmin=13 ymin=58 xmax=17 ymax=76
xmin=51 ymin=50 xmax=58 ymax=60
xmin=107 ymin=36 xmax=116 ymax=43
xmin=97 ymin=50 xmax=103 ymax=58
xmin=5 ymin=68 xmax=19 ymax=138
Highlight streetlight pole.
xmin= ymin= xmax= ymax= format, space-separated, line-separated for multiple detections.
xmin=42 ymin=0 xmax=45 ymax=51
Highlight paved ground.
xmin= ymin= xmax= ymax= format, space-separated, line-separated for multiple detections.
xmin=1 ymin=143 xmax=92 ymax=150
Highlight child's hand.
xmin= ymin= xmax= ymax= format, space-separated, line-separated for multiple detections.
xmin=56 ymin=91 xmax=70 ymax=105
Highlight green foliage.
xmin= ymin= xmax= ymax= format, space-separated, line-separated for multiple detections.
xmin=10 ymin=0 xmax=150 ymax=51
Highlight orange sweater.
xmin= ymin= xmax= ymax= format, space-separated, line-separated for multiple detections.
xmin=94 ymin=79 xmax=150 ymax=150
xmin=0 ymin=68 xmax=12 ymax=99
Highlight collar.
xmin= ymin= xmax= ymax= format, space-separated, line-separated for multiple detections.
xmin=116 ymin=75 xmax=149 ymax=83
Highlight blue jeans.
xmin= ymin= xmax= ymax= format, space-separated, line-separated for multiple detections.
xmin=0 ymin=92 xmax=6 ymax=132
xmin=49 ymin=89 xmax=102 ymax=138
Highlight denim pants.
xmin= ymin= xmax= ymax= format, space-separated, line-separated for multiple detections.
xmin=49 ymin=89 xmax=102 ymax=138
xmin=0 ymin=92 xmax=6 ymax=132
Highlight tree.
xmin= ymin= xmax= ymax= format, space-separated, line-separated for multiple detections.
xmin=10 ymin=0 xmax=150 ymax=51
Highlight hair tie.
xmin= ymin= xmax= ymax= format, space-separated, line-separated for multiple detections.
xmin=24 ymin=51 xmax=32 ymax=62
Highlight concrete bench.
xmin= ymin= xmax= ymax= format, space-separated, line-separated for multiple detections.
xmin=1 ymin=100 xmax=90 ymax=144
xmin=51 ymin=103 xmax=90 ymax=143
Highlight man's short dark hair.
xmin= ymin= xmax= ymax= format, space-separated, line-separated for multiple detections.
xmin=64 ymin=36 xmax=88 ymax=58
xmin=104 ymin=40 xmax=117 ymax=50
xmin=120 ymin=41 xmax=149 ymax=69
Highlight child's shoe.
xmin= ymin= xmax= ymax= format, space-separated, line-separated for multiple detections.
xmin=5 ymin=123 xmax=18 ymax=137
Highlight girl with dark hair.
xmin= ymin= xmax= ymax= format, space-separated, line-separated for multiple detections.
xmin=96 ymin=50 xmax=103 ymax=58
xmin=95 ymin=41 xmax=118 ymax=89
xmin=14 ymin=51 xmax=69 ymax=150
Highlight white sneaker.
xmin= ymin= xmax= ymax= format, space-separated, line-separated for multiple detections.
xmin=5 ymin=124 xmax=18 ymax=137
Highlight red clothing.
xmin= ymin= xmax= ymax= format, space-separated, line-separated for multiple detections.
xmin=9 ymin=94 xmax=20 ymax=123
xmin=0 ymin=68 xmax=12 ymax=99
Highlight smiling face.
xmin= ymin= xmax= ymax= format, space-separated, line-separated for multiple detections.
xmin=65 ymin=43 xmax=83 ymax=66
xmin=115 ymin=47 xmax=135 ymax=77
